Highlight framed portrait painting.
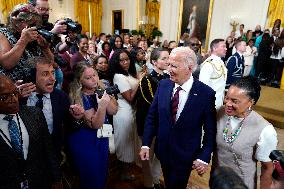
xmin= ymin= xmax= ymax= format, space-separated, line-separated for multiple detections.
xmin=112 ymin=10 xmax=124 ymax=34
xmin=178 ymin=0 xmax=214 ymax=50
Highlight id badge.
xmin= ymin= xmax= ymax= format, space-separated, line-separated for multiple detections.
xmin=20 ymin=180 xmax=29 ymax=189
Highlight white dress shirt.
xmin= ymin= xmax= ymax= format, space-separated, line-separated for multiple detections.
xmin=172 ymin=76 xmax=193 ymax=121
xmin=0 ymin=114 xmax=29 ymax=160
xmin=27 ymin=92 xmax=53 ymax=134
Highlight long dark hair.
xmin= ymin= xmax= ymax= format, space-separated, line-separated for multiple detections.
xmin=109 ymin=49 xmax=137 ymax=79
xmin=130 ymin=47 xmax=144 ymax=63
xmin=110 ymin=35 xmax=123 ymax=50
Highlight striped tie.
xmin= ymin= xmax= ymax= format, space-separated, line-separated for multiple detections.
xmin=171 ymin=86 xmax=182 ymax=124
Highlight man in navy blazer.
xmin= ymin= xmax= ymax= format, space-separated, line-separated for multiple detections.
xmin=226 ymin=40 xmax=247 ymax=89
xmin=140 ymin=47 xmax=217 ymax=189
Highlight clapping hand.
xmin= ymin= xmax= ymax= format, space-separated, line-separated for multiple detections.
xmin=69 ymin=104 xmax=85 ymax=120
xmin=15 ymin=80 xmax=36 ymax=98
xmin=96 ymin=91 xmax=111 ymax=109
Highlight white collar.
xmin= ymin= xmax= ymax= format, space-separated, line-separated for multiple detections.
xmin=31 ymin=92 xmax=51 ymax=99
xmin=174 ymin=75 xmax=194 ymax=93
xmin=210 ymin=54 xmax=223 ymax=61
xmin=0 ymin=113 xmax=17 ymax=120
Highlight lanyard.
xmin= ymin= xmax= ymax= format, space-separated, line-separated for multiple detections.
xmin=0 ymin=113 xmax=23 ymax=154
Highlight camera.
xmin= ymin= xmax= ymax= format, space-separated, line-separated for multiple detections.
xmin=95 ymin=84 xmax=120 ymax=98
xmin=63 ymin=18 xmax=82 ymax=35
xmin=270 ymin=150 xmax=284 ymax=168
xmin=36 ymin=27 xmax=55 ymax=43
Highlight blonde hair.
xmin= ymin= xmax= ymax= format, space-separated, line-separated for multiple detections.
xmin=69 ymin=61 xmax=104 ymax=106
xmin=69 ymin=61 xmax=91 ymax=106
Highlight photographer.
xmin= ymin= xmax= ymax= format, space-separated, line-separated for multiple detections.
xmin=0 ymin=3 xmax=53 ymax=81
xmin=30 ymin=0 xmax=67 ymax=34
xmin=68 ymin=62 xmax=117 ymax=189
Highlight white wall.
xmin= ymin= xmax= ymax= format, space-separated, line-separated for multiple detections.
xmin=208 ymin=0 xmax=270 ymax=44
xmin=102 ymin=0 xmax=138 ymax=34
xmin=159 ymin=0 xmax=180 ymax=41
xmin=48 ymin=0 xmax=75 ymax=23
xmin=0 ymin=0 xmax=270 ymax=45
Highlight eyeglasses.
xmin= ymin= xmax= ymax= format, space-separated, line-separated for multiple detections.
xmin=36 ymin=7 xmax=52 ymax=12
xmin=0 ymin=89 xmax=19 ymax=102
xmin=190 ymin=43 xmax=200 ymax=46
xmin=119 ymin=58 xmax=130 ymax=63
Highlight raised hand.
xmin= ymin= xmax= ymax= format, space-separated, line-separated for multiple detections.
xmin=20 ymin=27 xmax=38 ymax=44
xmin=51 ymin=20 xmax=67 ymax=34
xmin=96 ymin=91 xmax=111 ymax=110
xmin=16 ymin=80 xmax=36 ymax=98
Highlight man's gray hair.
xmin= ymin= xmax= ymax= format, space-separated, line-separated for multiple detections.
xmin=171 ymin=47 xmax=197 ymax=72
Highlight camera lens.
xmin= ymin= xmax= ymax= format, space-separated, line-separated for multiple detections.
xmin=37 ymin=28 xmax=55 ymax=43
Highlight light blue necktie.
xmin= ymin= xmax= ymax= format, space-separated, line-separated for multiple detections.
xmin=3 ymin=115 xmax=23 ymax=157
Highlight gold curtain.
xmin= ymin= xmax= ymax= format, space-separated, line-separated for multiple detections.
xmin=0 ymin=0 xmax=26 ymax=23
xmin=267 ymin=0 xmax=284 ymax=27
xmin=145 ymin=1 xmax=160 ymax=28
xmin=74 ymin=0 xmax=102 ymax=36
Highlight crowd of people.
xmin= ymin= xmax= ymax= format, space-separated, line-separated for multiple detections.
xmin=0 ymin=1 xmax=283 ymax=189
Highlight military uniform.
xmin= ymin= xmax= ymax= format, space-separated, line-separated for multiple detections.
xmin=136 ymin=70 xmax=169 ymax=136
xmin=199 ymin=54 xmax=227 ymax=110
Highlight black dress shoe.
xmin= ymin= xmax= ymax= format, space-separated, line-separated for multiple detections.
xmin=270 ymin=81 xmax=280 ymax=88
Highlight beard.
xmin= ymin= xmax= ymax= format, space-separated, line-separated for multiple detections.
xmin=42 ymin=14 xmax=49 ymax=23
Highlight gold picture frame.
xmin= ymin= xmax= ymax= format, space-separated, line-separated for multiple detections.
xmin=178 ymin=0 xmax=214 ymax=51
xmin=112 ymin=10 xmax=124 ymax=34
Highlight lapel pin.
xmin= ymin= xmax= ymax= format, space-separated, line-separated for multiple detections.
xmin=193 ymin=93 xmax=197 ymax=96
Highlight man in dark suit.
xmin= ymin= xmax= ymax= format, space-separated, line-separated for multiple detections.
xmin=140 ymin=47 xmax=217 ymax=189
xmin=0 ymin=74 xmax=61 ymax=189
xmin=18 ymin=56 xmax=83 ymax=159
xmin=226 ymin=40 xmax=247 ymax=89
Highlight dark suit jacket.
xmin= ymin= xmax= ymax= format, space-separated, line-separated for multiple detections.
xmin=20 ymin=89 xmax=72 ymax=159
xmin=0 ymin=106 xmax=61 ymax=189
xmin=142 ymin=78 xmax=216 ymax=169
xmin=50 ymin=88 xmax=71 ymax=158
xmin=226 ymin=52 xmax=245 ymax=89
